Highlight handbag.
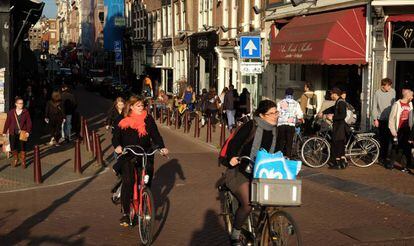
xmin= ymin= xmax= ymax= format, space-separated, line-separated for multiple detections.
xmin=14 ymin=112 xmax=28 ymax=142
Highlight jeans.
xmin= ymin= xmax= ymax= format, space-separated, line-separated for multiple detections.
xmin=226 ymin=110 xmax=236 ymax=129
xmin=64 ymin=115 xmax=72 ymax=140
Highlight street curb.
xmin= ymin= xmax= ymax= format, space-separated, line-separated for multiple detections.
xmin=0 ymin=167 xmax=109 ymax=194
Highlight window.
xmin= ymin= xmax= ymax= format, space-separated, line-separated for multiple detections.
xmin=289 ymin=64 xmax=297 ymax=81
xmin=180 ymin=0 xmax=186 ymax=31
xmin=198 ymin=0 xmax=213 ymax=31
xmin=157 ymin=10 xmax=161 ymax=40
xmin=152 ymin=11 xmax=157 ymax=41
xmin=167 ymin=5 xmax=172 ymax=37
xmin=148 ymin=13 xmax=153 ymax=41
xmin=174 ymin=2 xmax=179 ymax=36
xmin=162 ymin=6 xmax=167 ymax=37
xmin=51 ymin=32 xmax=56 ymax=39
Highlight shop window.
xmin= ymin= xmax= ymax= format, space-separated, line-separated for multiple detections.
xmin=289 ymin=64 xmax=296 ymax=81
xmin=392 ymin=22 xmax=414 ymax=48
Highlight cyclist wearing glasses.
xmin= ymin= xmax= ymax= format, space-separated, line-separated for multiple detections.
xmin=225 ymin=100 xmax=278 ymax=245
xmin=112 ymin=95 xmax=169 ymax=226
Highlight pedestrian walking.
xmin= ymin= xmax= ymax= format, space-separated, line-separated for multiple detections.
xmin=276 ymin=88 xmax=303 ymax=159
xmin=2 ymin=97 xmax=32 ymax=168
xmin=389 ymin=88 xmax=413 ymax=172
xmin=325 ymin=88 xmax=350 ymax=169
xmin=45 ymin=91 xmax=65 ymax=146
xmin=206 ymin=87 xmax=221 ymax=130
xmin=106 ymin=97 xmax=125 ymax=132
xmin=219 ymin=87 xmax=229 ymax=125
xmin=225 ymin=99 xmax=278 ymax=245
xmin=23 ymin=85 xmax=35 ymax=118
xmin=112 ymin=95 xmax=169 ymax=226
xmin=372 ymin=78 xmax=395 ymax=168
xmin=300 ymin=82 xmax=317 ymax=135
xmin=238 ymin=88 xmax=251 ymax=116
xmin=223 ymin=84 xmax=238 ymax=131
xmin=61 ymin=84 xmax=77 ymax=142
xmin=143 ymin=75 xmax=153 ymax=97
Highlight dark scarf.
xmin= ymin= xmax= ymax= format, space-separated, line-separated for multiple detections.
xmin=250 ymin=117 xmax=277 ymax=160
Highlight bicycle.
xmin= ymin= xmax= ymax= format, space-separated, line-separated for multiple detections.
xmin=111 ymin=145 xmax=164 ymax=245
xmin=300 ymin=126 xmax=380 ymax=168
xmin=292 ymin=124 xmax=307 ymax=160
xmin=218 ymin=156 xmax=302 ymax=246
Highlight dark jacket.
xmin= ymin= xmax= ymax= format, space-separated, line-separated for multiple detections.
xmin=61 ymin=91 xmax=77 ymax=115
xmin=45 ymin=101 xmax=65 ymax=125
xmin=112 ymin=114 xmax=165 ymax=150
xmin=226 ymin=120 xmax=275 ymax=179
xmin=3 ymin=108 xmax=32 ymax=135
xmin=331 ymin=99 xmax=348 ymax=141
xmin=223 ymin=89 xmax=238 ymax=110
xmin=106 ymin=108 xmax=123 ymax=129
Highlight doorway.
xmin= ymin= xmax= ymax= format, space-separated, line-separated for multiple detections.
xmin=395 ymin=61 xmax=414 ymax=99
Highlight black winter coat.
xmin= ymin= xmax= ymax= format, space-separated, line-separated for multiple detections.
xmin=226 ymin=120 xmax=275 ymax=179
xmin=112 ymin=114 xmax=165 ymax=151
xmin=332 ymin=99 xmax=348 ymax=141
xmin=106 ymin=108 xmax=123 ymax=129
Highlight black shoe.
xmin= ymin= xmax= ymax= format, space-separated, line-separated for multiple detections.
xmin=230 ymin=238 xmax=241 ymax=246
xmin=340 ymin=159 xmax=348 ymax=169
xmin=401 ymin=168 xmax=412 ymax=173
xmin=329 ymin=161 xmax=342 ymax=170
xmin=119 ymin=214 xmax=129 ymax=227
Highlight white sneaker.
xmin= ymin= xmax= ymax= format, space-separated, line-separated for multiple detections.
xmin=144 ymin=175 xmax=149 ymax=184
xmin=48 ymin=137 xmax=55 ymax=146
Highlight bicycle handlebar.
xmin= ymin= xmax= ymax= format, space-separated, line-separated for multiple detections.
xmin=237 ymin=156 xmax=254 ymax=174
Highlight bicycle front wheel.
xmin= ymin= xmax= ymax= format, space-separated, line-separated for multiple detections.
xmin=348 ymin=137 xmax=380 ymax=168
xmin=222 ymin=191 xmax=235 ymax=235
xmin=138 ymin=188 xmax=155 ymax=245
xmin=261 ymin=210 xmax=302 ymax=246
xmin=301 ymin=137 xmax=330 ymax=168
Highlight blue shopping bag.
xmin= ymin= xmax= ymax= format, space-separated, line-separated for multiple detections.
xmin=253 ymin=149 xmax=301 ymax=180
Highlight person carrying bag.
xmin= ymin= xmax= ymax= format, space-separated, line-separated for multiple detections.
xmin=2 ymin=97 xmax=32 ymax=168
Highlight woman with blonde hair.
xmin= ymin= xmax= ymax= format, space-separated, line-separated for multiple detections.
xmin=112 ymin=95 xmax=169 ymax=226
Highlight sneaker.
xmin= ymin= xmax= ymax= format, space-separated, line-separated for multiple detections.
xmin=401 ymin=168 xmax=411 ymax=173
xmin=119 ymin=214 xmax=129 ymax=227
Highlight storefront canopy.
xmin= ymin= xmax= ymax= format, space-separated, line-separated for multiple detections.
xmin=270 ymin=7 xmax=367 ymax=65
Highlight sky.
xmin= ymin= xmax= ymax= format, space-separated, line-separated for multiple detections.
xmin=42 ymin=0 xmax=57 ymax=18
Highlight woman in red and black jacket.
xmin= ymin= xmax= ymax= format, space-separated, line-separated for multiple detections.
xmin=2 ymin=97 xmax=32 ymax=168
xmin=112 ymin=95 xmax=169 ymax=227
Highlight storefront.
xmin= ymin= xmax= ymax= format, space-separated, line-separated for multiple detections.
xmin=269 ymin=7 xmax=367 ymax=126
xmin=189 ymin=31 xmax=218 ymax=94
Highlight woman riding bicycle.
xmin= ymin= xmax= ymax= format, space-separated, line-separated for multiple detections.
xmin=225 ymin=99 xmax=278 ymax=245
xmin=112 ymin=95 xmax=169 ymax=227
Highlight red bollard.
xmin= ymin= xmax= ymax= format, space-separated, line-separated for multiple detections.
xmin=167 ymin=108 xmax=171 ymax=126
xmin=91 ymin=130 xmax=96 ymax=157
xmin=159 ymin=108 xmax=163 ymax=124
xmin=220 ymin=122 xmax=226 ymax=146
xmin=183 ymin=111 xmax=188 ymax=133
xmin=33 ymin=145 xmax=42 ymax=184
xmin=80 ymin=116 xmax=85 ymax=143
xmin=74 ymin=139 xmax=82 ymax=174
xmin=175 ymin=111 xmax=179 ymax=129
xmin=95 ymin=132 xmax=104 ymax=166
xmin=206 ymin=118 xmax=212 ymax=143
xmin=194 ymin=113 xmax=199 ymax=138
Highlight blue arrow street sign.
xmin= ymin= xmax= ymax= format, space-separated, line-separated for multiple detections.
xmin=240 ymin=36 xmax=261 ymax=59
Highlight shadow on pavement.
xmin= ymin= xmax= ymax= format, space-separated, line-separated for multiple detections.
xmin=0 ymin=168 xmax=104 ymax=245
xmin=189 ymin=209 xmax=229 ymax=246
xmin=42 ymin=159 xmax=71 ymax=182
xmin=0 ymin=209 xmax=18 ymax=229
xmin=0 ymin=163 xmax=11 ymax=173
xmin=151 ymin=158 xmax=186 ymax=243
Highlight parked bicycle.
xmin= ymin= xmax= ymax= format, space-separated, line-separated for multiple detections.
xmin=111 ymin=145 xmax=165 ymax=245
xmin=218 ymin=156 xmax=302 ymax=246
xmin=292 ymin=124 xmax=307 ymax=160
xmin=300 ymin=127 xmax=380 ymax=168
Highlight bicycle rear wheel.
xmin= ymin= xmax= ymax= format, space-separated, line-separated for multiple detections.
xmin=261 ymin=210 xmax=302 ymax=246
xmin=348 ymin=137 xmax=380 ymax=167
xmin=301 ymin=137 xmax=330 ymax=168
xmin=138 ymin=188 xmax=155 ymax=245
xmin=222 ymin=191 xmax=234 ymax=235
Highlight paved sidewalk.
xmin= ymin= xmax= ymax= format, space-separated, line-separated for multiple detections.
xmin=0 ymin=86 xmax=115 ymax=192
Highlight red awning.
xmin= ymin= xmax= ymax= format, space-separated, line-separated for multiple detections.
xmin=270 ymin=7 xmax=367 ymax=65
xmin=387 ymin=15 xmax=414 ymax=22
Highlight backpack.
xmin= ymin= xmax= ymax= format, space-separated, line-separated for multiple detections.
xmin=339 ymin=99 xmax=357 ymax=125
xmin=218 ymin=121 xmax=257 ymax=167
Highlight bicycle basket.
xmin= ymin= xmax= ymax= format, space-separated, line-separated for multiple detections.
xmin=251 ymin=179 xmax=302 ymax=206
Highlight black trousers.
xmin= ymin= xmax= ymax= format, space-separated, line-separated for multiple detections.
xmin=121 ymin=156 xmax=155 ymax=214
xmin=397 ymin=126 xmax=412 ymax=167
xmin=276 ymin=125 xmax=295 ymax=158
xmin=378 ymin=120 xmax=391 ymax=160
xmin=9 ymin=134 xmax=26 ymax=152
xmin=303 ymin=117 xmax=314 ymax=136
xmin=332 ymin=140 xmax=346 ymax=159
